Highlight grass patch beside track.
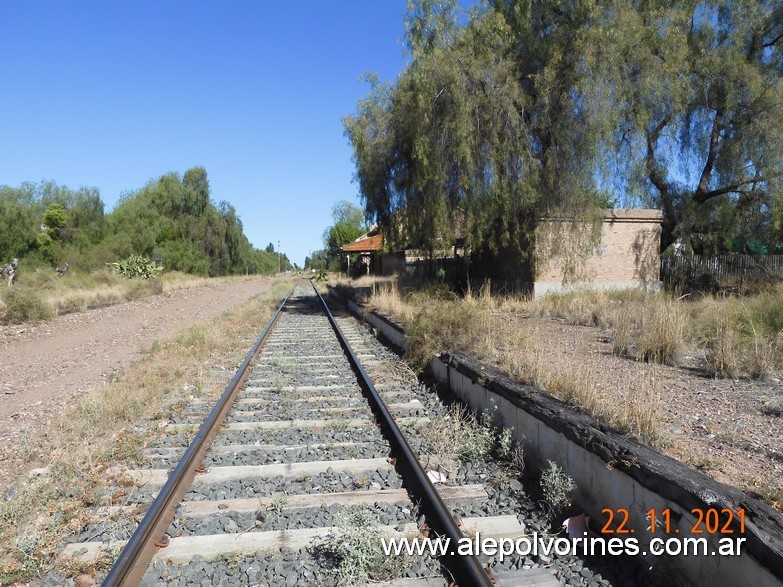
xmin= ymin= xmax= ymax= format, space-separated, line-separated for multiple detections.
xmin=331 ymin=276 xmax=783 ymax=449
xmin=0 ymin=278 xmax=294 ymax=584
xmin=0 ymin=270 xmax=268 ymax=324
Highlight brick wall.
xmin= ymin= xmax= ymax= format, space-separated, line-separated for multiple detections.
xmin=535 ymin=209 xmax=663 ymax=293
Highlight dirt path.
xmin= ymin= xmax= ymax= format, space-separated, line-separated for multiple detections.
xmin=515 ymin=317 xmax=783 ymax=506
xmin=0 ymin=276 xmax=277 ymax=489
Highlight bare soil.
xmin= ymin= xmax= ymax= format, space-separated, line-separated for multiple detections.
xmin=0 ymin=277 xmax=276 ymax=491
xmin=519 ymin=317 xmax=783 ymax=506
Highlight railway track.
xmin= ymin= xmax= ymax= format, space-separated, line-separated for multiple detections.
xmin=61 ymin=281 xmax=649 ymax=586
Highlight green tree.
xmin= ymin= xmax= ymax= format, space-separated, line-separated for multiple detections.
xmin=0 ymin=187 xmax=39 ymax=260
xmin=324 ymin=201 xmax=367 ymax=250
xmin=588 ymin=0 xmax=783 ymax=252
xmin=159 ymin=239 xmax=210 ymax=275
xmin=0 ymin=168 xmax=283 ymax=277
xmin=182 ymin=166 xmax=210 ymax=217
xmin=43 ymin=204 xmax=67 ymax=237
xmin=67 ymin=189 xmax=105 ymax=247
xmin=346 ymin=0 xmax=783 ymax=274
xmin=345 ymin=1 xmax=603 ymax=281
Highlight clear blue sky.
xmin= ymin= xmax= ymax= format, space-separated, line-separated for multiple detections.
xmin=0 ymin=1 xmax=413 ymax=266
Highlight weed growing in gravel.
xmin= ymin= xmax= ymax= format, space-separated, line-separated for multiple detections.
xmin=353 ymin=475 xmax=371 ymax=489
xmin=323 ymin=507 xmax=412 ymax=585
xmin=540 ymin=461 xmax=576 ymax=521
xmin=271 ymin=374 xmax=285 ymax=394
xmin=496 ymin=427 xmax=514 ymax=460
xmin=509 ymin=442 xmax=526 ymax=474
xmin=268 ymin=494 xmax=288 ymax=515
xmin=462 ymin=411 xmax=496 ymax=462
xmin=329 ymin=418 xmax=353 ymax=431
xmin=420 ymin=404 xmax=511 ymax=471
xmin=271 ymin=357 xmax=296 ymax=374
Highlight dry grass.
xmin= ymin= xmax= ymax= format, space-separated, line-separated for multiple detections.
xmin=332 ymin=276 xmax=669 ymax=447
xmin=605 ymin=297 xmax=686 ymax=364
xmin=0 ymin=278 xmax=294 ymax=584
xmin=509 ymin=350 xmax=664 ymax=446
xmin=0 ymin=270 xmax=264 ymax=323
xmin=694 ymin=291 xmax=783 ymax=378
xmin=535 ymin=285 xmax=783 ymax=376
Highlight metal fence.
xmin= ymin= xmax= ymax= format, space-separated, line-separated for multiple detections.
xmin=661 ymin=253 xmax=783 ymax=290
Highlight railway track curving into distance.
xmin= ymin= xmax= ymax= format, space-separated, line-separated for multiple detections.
xmin=62 ymin=280 xmax=650 ymax=587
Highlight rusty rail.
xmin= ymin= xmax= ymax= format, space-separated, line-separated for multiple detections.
xmin=311 ymin=280 xmax=494 ymax=587
xmin=101 ymin=285 xmax=294 ymax=586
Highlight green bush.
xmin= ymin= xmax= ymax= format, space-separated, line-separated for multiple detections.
xmin=0 ymin=286 xmax=55 ymax=324
xmin=159 ymin=239 xmax=210 ymax=276
xmin=110 ymin=255 xmax=162 ymax=279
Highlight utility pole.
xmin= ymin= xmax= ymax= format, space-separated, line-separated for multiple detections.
xmin=277 ymin=240 xmax=281 ymax=274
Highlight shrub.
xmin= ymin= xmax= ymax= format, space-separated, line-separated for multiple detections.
xmin=110 ymin=255 xmax=161 ymax=279
xmin=540 ymin=460 xmax=576 ymax=520
xmin=323 ymin=507 xmax=410 ymax=585
xmin=697 ymin=292 xmax=783 ymax=377
xmin=0 ymin=286 xmax=55 ymax=324
xmin=635 ymin=298 xmax=685 ymax=364
xmin=605 ymin=296 xmax=684 ymax=364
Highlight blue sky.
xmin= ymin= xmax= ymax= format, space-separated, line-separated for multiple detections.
xmin=0 ymin=1 xmax=414 ymax=266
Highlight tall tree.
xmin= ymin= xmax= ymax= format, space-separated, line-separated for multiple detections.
xmin=346 ymin=0 xmax=783 ymax=269
xmin=0 ymin=187 xmax=39 ymax=260
xmin=346 ymin=1 xmax=612 ymax=278
xmin=324 ymin=200 xmax=367 ymax=250
xmin=604 ymin=0 xmax=783 ymax=252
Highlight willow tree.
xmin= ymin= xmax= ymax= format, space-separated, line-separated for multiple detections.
xmin=347 ymin=0 xmax=783 ymax=283
xmin=345 ymin=0 xmax=610 ymax=283
xmin=579 ymin=0 xmax=783 ymax=252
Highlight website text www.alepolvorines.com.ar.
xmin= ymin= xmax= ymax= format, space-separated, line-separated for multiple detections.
xmin=381 ymin=532 xmax=747 ymax=561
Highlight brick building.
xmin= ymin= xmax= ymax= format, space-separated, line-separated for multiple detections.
xmin=533 ymin=209 xmax=663 ymax=298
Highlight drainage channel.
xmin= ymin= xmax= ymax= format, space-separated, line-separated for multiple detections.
xmin=60 ymin=282 xmax=547 ymax=586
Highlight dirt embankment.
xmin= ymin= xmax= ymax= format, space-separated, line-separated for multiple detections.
xmin=0 ymin=277 xmax=277 ymax=491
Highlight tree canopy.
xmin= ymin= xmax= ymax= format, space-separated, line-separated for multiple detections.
xmin=0 ymin=167 xmax=291 ymax=275
xmin=345 ymin=0 xmax=783 ymax=266
xmin=324 ymin=200 xmax=367 ymax=250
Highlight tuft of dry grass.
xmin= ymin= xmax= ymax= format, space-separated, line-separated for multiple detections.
xmin=534 ymin=288 xmax=611 ymax=326
xmin=0 ymin=285 xmax=56 ymax=323
xmin=694 ymin=291 xmax=783 ymax=378
xmin=0 ymin=279 xmax=294 ymax=584
xmin=604 ymin=296 xmax=685 ymax=364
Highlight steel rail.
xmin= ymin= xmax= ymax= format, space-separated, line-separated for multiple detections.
xmin=312 ymin=280 xmax=494 ymax=587
xmin=102 ymin=285 xmax=295 ymax=587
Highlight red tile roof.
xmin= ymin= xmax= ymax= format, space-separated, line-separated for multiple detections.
xmin=340 ymin=234 xmax=383 ymax=253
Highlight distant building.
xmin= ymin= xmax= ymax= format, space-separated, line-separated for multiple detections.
xmin=339 ymin=227 xmax=383 ymax=276
xmin=341 ymin=209 xmax=664 ymax=297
